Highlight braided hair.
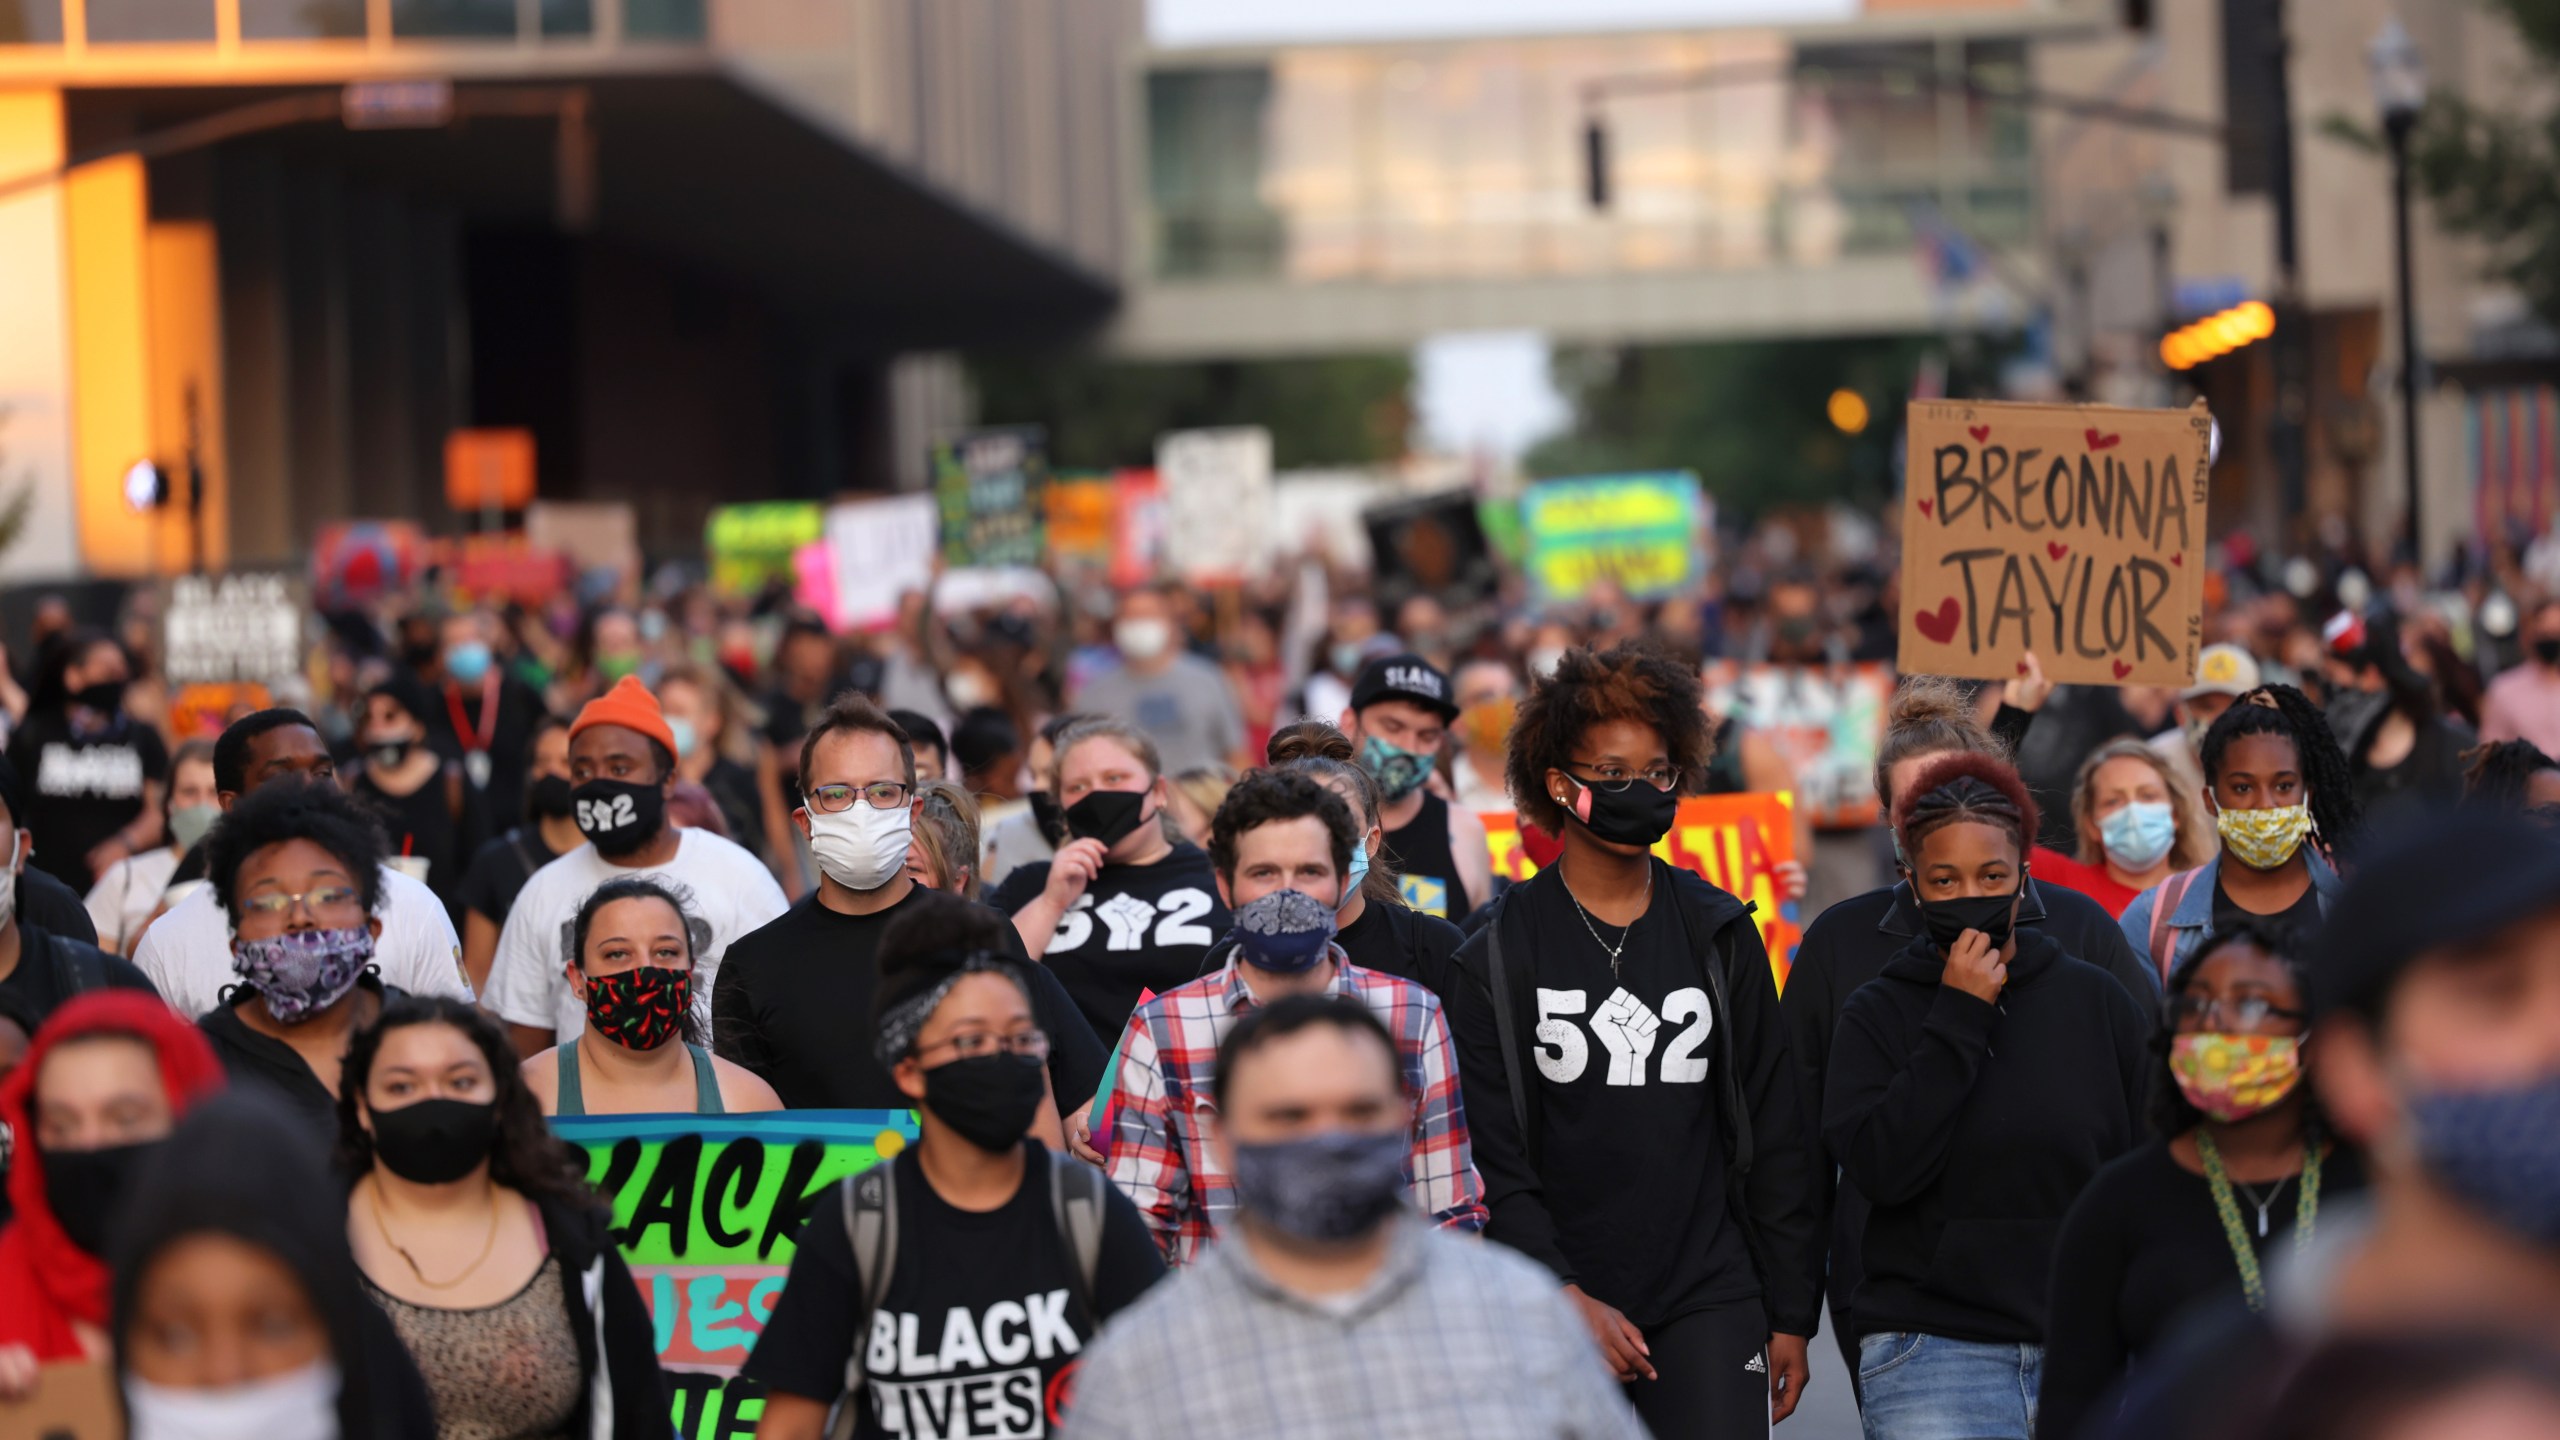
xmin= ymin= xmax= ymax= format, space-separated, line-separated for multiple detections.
xmin=1890 ymin=750 xmax=2040 ymax=864
xmin=2197 ymin=684 xmax=2359 ymax=849
xmin=2462 ymin=738 xmax=2560 ymax=813
xmin=2150 ymin=922 xmax=2323 ymax=1140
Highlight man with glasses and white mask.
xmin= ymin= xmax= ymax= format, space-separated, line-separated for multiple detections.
xmin=715 ymin=693 xmax=1106 ymax=1127
xmin=482 ymin=676 xmax=787 ymax=1056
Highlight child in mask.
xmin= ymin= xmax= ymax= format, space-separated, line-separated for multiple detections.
xmin=2118 ymin=684 xmax=2359 ymax=982
xmin=742 ymin=891 xmax=1164 ymax=1440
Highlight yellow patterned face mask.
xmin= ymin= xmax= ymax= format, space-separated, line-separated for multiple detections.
xmin=2171 ymin=1032 xmax=2304 ymax=1121
xmin=2215 ymin=803 xmax=2314 ymax=871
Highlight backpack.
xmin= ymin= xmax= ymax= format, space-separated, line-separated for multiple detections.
xmin=824 ymin=1149 xmax=1108 ymax=1440
xmin=2143 ymin=868 xmax=2206 ymax=982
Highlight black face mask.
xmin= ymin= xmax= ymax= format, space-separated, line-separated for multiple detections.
xmin=1028 ymin=790 xmax=1072 ymax=848
xmin=2537 ymin=637 xmax=2560 ymax=667
xmin=401 ymin=640 xmax=441 ymax=670
xmin=529 ymin=774 xmax=576 ymax=819
xmin=42 ymin=1139 xmax=162 ymax=1256
xmin=1065 ymin=790 xmax=1148 ymax=848
xmin=368 ymin=1097 xmax=498 ymax=1185
xmin=1918 ymin=891 xmax=2020 ymax=953
xmin=70 ymin=680 xmax=126 ymax=715
xmin=367 ymin=739 xmax=416 ymax=771
xmin=1563 ymin=777 xmax=1682 ymax=849
xmin=922 ymin=1053 xmax=1048 ymax=1154
xmin=574 ymin=777 xmax=666 ymax=857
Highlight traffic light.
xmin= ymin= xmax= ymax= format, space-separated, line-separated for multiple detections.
xmin=2160 ymin=300 xmax=2275 ymax=371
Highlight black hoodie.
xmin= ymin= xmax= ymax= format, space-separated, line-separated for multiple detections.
xmin=1445 ymin=859 xmax=1822 ymax=1335
xmin=111 ymin=1089 xmax=439 ymax=1440
xmin=1822 ymin=927 xmax=2148 ymax=1345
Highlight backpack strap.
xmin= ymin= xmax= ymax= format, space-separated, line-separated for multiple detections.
xmin=829 ymin=1155 xmax=899 ymax=1439
xmin=1048 ymin=1150 xmax=1106 ymax=1320
xmin=2147 ymin=868 xmax=2201 ymax=981
xmin=1480 ymin=893 xmax=1535 ymax=1155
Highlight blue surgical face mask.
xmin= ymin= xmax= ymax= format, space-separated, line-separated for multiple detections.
xmin=2099 ymin=799 xmax=2177 ymax=870
xmin=2407 ymin=1070 xmax=2560 ymax=1250
xmin=443 ymin=639 xmax=493 ymax=684
xmin=669 ymin=716 xmax=699 ymax=761
xmin=1348 ymin=838 xmax=1370 ymax=884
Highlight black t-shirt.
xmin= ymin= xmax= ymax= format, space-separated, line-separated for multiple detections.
xmin=1383 ymin=791 xmax=1472 ymax=920
xmin=761 ymin=688 xmax=825 ymax=794
xmin=427 ymin=674 xmax=547 ymax=826
xmin=2210 ymin=877 xmax=2326 ymax=948
xmin=0 ymin=925 xmax=157 ymax=1027
xmin=988 ymin=845 xmax=1232 ymax=1042
xmin=458 ymin=826 xmax=567 ymax=927
xmin=742 ymin=1142 xmax=1165 ymax=1438
xmin=353 ymin=765 xmax=479 ymax=920
xmin=198 ymin=979 xmax=400 ymax=1142
xmin=8 ymin=710 xmax=170 ymax=891
xmin=702 ymin=755 xmax=768 ymax=860
xmin=1513 ymin=869 xmax=1756 ymax=1328
xmin=2041 ymin=1138 xmax=2368 ymax=1440
xmin=713 ymin=888 xmax=1105 ymax=1113
xmin=1336 ymin=898 xmax=1464 ymax=1005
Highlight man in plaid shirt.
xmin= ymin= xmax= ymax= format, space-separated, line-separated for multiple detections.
xmin=1103 ymin=770 xmax=1486 ymax=1263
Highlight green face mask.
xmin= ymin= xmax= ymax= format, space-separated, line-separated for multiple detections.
xmin=169 ymin=803 xmax=220 ymax=852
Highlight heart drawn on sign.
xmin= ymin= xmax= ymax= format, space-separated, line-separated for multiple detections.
xmin=2170 ymin=551 xmax=2183 ymax=567
xmin=2084 ymin=428 xmax=2122 ymax=451
xmin=1914 ymin=597 xmax=1963 ymax=645
xmin=2112 ymin=660 xmax=2134 ymax=680
xmin=1969 ymin=425 xmax=1991 ymax=443
xmin=1917 ymin=498 xmax=1934 ymax=518
xmin=2046 ymin=541 xmax=2069 ymax=561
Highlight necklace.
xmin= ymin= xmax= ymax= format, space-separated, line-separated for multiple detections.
xmin=1561 ymin=860 xmax=1650 ymax=977
xmin=369 ymin=1182 xmax=501 ymax=1291
xmin=2196 ymin=1130 xmax=2323 ymax=1313
xmin=2231 ymin=1175 xmax=2289 ymax=1237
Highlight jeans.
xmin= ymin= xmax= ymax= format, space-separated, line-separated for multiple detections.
xmin=1857 ymin=1332 xmax=2043 ymax=1440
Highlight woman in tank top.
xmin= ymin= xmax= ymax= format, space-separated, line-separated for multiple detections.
xmin=524 ymin=876 xmax=780 ymax=1117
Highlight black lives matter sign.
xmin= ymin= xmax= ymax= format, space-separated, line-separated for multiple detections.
xmin=1899 ymin=399 xmax=2211 ymax=688
xmin=163 ymin=573 xmax=303 ymax=687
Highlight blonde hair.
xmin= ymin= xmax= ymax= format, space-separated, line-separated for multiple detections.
xmin=1048 ymin=715 xmax=1162 ymax=792
xmin=910 ymin=781 xmax=982 ymax=900
xmin=1170 ymin=765 xmax=1237 ymax=825
xmin=2070 ymin=739 xmax=2213 ymax=873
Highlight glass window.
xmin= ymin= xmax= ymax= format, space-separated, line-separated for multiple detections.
xmin=240 ymin=0 xmax=363 ymax=39
xmin=84 ymin=0 xmax=213 ymax=41
xmin=623 ymin=0 xmax=698 ymax=40
xmin=1148 ymin=66 xmax=1282 ymax=280
xmin=0 ymin=0 xmax=63 ymax=41
xmin=539 ymin=0 xmax=588 ymax=37
xmin=391 ymin=0 xmax=512 ymax=39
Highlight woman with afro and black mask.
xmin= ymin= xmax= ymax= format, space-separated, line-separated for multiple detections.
xmin=1443 ymin=640 xmax=1822 ymax=1435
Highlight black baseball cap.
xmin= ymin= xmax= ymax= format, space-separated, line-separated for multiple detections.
xmin=1349 ymin=654 xmax=1458 ymax=723
xmin=2311 ymin=806 xmax=2560 ymax=1021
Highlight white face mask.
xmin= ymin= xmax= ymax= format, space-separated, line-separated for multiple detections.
xmin=806 ymin=800 xmax=913 ymax=892
xmin=1115 ymin=617 xmax=1174 ymax=662
xmin=126 ymin=1360 xmax=341 ymax=1440
xmin=0 ymin=831 xmax=22 ymax=929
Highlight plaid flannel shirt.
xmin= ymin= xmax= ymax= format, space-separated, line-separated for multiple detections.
xmin=1104 ymin=953 xmax=1488 ymax=1264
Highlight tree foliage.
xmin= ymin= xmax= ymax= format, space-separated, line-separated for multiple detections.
xmin=2405 ymin=0 xmax=2560 ymax=329
xmin=966 ymin=350 xmax=1415 ymax=471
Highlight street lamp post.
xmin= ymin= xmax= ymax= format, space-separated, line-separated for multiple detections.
xmin=2371 ymin=17 xmax=2427 ymax=566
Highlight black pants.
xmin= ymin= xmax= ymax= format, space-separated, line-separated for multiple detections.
xmin=1623 ymin=1297 xmax=1770 ymax=1439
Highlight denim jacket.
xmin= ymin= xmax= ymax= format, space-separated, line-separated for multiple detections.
xmin=2116 ymin=847 xmax=2344 ymax=983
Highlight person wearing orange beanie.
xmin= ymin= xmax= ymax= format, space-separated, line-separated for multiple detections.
xmin=481 ymin=675 xmax=788 ymax=1056
xmin=0 ymin=989 xmax=225 ymax=1389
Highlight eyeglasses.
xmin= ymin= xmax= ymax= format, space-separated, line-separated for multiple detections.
xmin=2169 ymin=994 xmax=2306 ymax=1031
xmin=805 ymin=781 xmax=913 ymax=814
xmin=1568 ymin=764 xmax=1683 ymax=793
xmin=239 ymin=885 xmax=362 ymax=918
xmin=915 ymin=1029 xmax=1050 ymax=1062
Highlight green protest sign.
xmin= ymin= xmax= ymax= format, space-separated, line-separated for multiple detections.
xmin=705 ymin=503 xmax=824 ymax=599
xmin=1521 ymin=473 xmax=1706 ymax=604
xmin=932 ymin=428 xmax=1048 ymax=569
xmin=553 ymin=1108 xmax=919 ymax=1440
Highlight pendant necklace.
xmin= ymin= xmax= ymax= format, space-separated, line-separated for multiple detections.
xmin=1561 ymin=858 xmax=1650 ymax=978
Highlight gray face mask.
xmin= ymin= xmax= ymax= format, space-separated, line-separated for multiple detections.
xmin=1229 ymin=1128 xmax=1410 ymax=1244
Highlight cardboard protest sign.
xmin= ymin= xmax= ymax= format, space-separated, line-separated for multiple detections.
xmin=1703 ymin=661 xmax=1895 ymax=829
xmin=1481 ymin=792 xmax=1802 ymax=991
xmin=1900 ymin=399 xmax=2212 ymax=686
xmin=162 ymin=573 xmax=301 ymax=687
xmin=1158 ymin=427 xmax=1275 ymax=583
xmin=1521 ymin=473 xmax=1706 ymax=604
xmin=933 ymin=428 xmax=1048 ymax=569
xmin=1365 ymin=489 xmax=1497 ymax=613
xmin=554 ymin=1108 xmax=918 ymax=1440
xmin=820 ymin=495 xmax=936 ymax=632
xmin=707 ymin=502 xmax=824 ymax=598
xmin=527 ymin=501 xmax=641 ymax=595
xmin=2 ymin=1359 xmax=120 ymax=1439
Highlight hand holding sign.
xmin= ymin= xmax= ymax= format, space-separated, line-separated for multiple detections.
xmin=1899 ymin=399 xmax=2212 ymax=688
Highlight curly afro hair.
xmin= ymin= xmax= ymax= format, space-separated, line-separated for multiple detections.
xmin=1506 ymin=640 xmax=1710 ymax=836
xmin=1891 ymin=750 xmax=2039 ymax=862
xmin=203 ymin=776 xmax=388 ymax=923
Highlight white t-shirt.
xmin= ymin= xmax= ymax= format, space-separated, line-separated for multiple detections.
xmin=482 ymin=828 xmax=788 ymax=1040
xmin=84 ymin=845 xmax=182 ymax=955
xmin=133 ymin=864 xmax=471 ymax=1021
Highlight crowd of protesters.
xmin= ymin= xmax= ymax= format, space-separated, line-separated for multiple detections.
xmin=0 ymin=512 xmax=2555 ymax=1440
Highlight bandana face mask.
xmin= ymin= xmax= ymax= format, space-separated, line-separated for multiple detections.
xmin=2216 ymin=804 xmax=2315 ymax=871
xmin=231 ymin=925 xmax=374 ymax=1022
xmin=1230 ymin=889 xmax=1339 ymax=975
xmin=2170 ymin=1032 xmax=2304 ymax=1122
xmin=584 ymin=965 xmax=692 ymax=1051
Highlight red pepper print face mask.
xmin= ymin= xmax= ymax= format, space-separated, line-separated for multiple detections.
xmin=584 ymin=965 xmax=691 ymax=1051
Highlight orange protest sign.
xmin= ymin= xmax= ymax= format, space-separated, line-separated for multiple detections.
xmin=1481 ymin=792 xmax=1803 ymax=993
xmin=1900 ymin=398 xmax=2211 ymax=687
xmin=169 ymin=681 xmax=273 ymax=741
xmin=444 ymin=427 xmax=536 ymax=512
